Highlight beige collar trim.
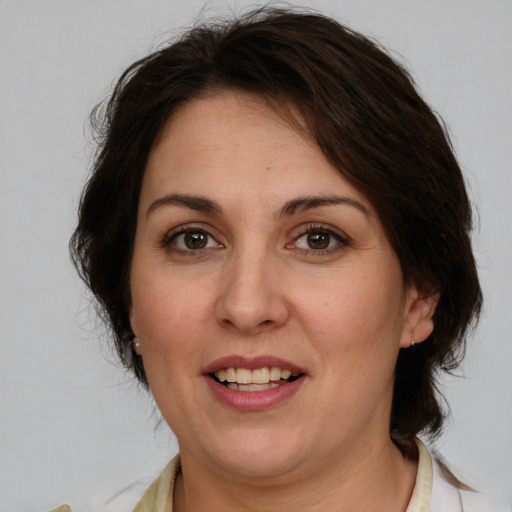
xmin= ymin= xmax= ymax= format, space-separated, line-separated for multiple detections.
xmin=133 ymin=454 xmax=180 ymax=512
xmin=405 ymin=439 xmax=433 ymax=512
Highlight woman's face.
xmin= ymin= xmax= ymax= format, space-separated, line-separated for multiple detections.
xmin=129 ymin=91 xmax=434 ymax=480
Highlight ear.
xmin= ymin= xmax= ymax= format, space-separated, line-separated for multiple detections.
xmin=400 ymin=286 xmax=440 ymax=349
xmin=128 ymin=305 xmax=142 ymax=355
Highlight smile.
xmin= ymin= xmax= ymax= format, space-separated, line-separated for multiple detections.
xmin=212 ymin=367 xmax=301 ymax=392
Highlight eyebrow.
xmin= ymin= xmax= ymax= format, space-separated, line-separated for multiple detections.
xmin=279 ymin=195 xmax=369 ymax=218
xmin=146 ymin=193 xmax=222 ymax=218
xmin=146 ymin=193 xmax=369 ymax=219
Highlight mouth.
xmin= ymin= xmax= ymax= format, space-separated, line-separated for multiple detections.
xmin=210 ymin=367 xmax=302 ymax=392
xmin=204 ymin=357 xmax=306 ymax=410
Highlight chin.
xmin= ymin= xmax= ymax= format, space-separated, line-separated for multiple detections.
xmin=199 ymin=426 xmax=308 ymax=480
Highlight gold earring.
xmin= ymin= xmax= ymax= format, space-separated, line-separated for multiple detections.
xmin=411 ymin=336 xmax=415 ymax=347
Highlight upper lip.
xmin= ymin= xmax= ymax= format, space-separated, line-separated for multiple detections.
xmin=204 ymin=355 xmax=306 ymax=375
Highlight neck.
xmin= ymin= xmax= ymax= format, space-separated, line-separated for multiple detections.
xmin=173 ymin=437 xmax=418 ymax=512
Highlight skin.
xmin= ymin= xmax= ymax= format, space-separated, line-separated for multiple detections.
xmin=129 ymin=90 xmax=437 ymax=511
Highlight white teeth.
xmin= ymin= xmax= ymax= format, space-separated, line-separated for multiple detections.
xmin=226 ymin=382 xmax=281 ymax=392
xmin=252 ymin=367 xmax=269 ymax=384
xmin=225 ymin=368 xmax=236 ymax=382
xmin=269 ymin=367 xmax=282 ymax=381
xmin=214 ymin=367 xmax=300 ymax=386
xmin=236 ymin=368 xmax=252 ymax=384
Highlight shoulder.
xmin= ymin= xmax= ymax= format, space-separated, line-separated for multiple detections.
xmin=430 ymin=455 xmax=510 ymax=512
xmin=49 ymin=455 xmax=181 ymax=512
xmin=410 ymin=439 xmax=509 ymax=512
xmin=132 ymin=454 xmax=181 ymax=512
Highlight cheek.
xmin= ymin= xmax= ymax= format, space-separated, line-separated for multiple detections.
xmin=130 ymin=273 xmax=212 ymax=357
xmin=291 ymin=268 xmax=405 ymax=368
xmin=294 ymin=274 xmax=400 ymax=335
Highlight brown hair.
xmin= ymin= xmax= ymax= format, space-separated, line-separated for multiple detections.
xmin=70 ymin=7 xmax=482 ymax=443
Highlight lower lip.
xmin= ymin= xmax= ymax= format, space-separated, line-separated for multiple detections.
xmin=204 ymin=375 xmax=306 ymax=411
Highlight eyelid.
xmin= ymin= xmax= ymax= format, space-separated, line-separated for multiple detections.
xmin=286 ymin=223 xmax=350 ymax=255
xmin=161 ymin=223 xmax=223 ymax=250
xmin=291 ymin=223 xmax=350 ymax=243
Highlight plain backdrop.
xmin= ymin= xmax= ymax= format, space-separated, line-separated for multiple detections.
xmin=1 ymin=0 xmax=511 ymax=510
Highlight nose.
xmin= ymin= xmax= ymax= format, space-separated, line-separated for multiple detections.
xmin=214 ymin=248 xmax=290 ymax=335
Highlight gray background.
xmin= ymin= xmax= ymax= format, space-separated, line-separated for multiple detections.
xmin=1 ymin=0 xmax=511 ymax=510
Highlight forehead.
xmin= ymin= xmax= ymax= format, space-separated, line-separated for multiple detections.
xmin=142 ymin=90 xmax=373 ymax=215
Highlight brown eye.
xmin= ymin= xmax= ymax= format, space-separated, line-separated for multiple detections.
xmin=307 ymin=232 xmax=330 ymax=250
xmin=184 ymin=232 xmax=208 ymax=249
xmin=169 ymin=229 xmax=221 ymax=251
xmin=291 ymin=226 xmax=347 ymax=255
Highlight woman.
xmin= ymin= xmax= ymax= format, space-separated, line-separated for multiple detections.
xmin=69 ymin=7 xmax=498 ymax=511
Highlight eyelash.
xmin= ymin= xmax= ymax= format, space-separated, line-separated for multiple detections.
xmin=161 ymin=223 xmax=349 ymax=257
xmin=162 ymin=224 xmax=223 ymax=254
xmin=288 ymin=223 xmax=349 ymax=257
